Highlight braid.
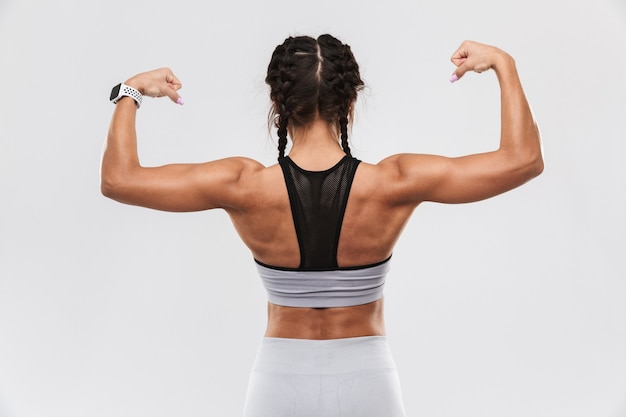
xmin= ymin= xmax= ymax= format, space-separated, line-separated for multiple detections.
xmin=316 ymin=35 xmax=364 ymax=156
xmin=266 ymin=36 xmax=320 ymax=160
xmin=275 ymin=70 xmax=292 ymax=160
xmin=277 ymin=113 xmax=289 ymax=159
xmin=339 ymin=116 xmax=351 ymax=156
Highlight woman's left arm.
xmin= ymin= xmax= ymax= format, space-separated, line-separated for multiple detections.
xmin=101 ymin=68 xmax=262 ymax=212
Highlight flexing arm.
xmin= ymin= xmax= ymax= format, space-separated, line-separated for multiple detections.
xmin=101 ymin=68 xmax=261 ymax=212
xmin=381 ymin=41 xmax=543 ymax=205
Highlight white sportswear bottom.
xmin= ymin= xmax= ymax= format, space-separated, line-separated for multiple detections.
xmin=242 ymin=336 xmax=407 ymax=417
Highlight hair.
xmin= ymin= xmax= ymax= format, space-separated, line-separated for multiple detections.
xmin=265 ymin=34 xmax=365 ymax=160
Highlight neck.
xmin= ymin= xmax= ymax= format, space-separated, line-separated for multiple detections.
xmin=287 ymin=118 xmax=346 ymax=168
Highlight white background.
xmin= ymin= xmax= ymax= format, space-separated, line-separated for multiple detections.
xmin=1 ymin=0 xmax=625 ymax=416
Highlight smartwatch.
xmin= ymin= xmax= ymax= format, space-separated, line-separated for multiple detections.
xmin=110 ymin=83 xmax=143 ymax=108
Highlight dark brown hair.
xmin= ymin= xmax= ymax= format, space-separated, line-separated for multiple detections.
xmin=265 ymin=34 xmax=365 ymax=159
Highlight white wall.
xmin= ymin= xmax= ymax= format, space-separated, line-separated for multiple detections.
xmin=1 ymin=0 xmax=625 ymax=416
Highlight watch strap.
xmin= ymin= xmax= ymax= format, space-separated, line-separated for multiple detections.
xmin=110 ymin=83 xmax=143 ymax=108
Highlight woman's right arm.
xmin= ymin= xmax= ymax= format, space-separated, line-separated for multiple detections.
xmin=380 ymin=41 xmax=543 ymax=205
xmin=101 ymin=68 xmax=264 ymax=212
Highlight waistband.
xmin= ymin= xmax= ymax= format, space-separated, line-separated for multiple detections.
xmin=251 ymin=336 xmax=396 ymax=375
xmin=255 ymin=258 xmax=390 ymax=308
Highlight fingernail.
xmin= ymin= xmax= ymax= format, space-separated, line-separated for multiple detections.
xmin=176 ymin=97 xmax=185 ymax=105
xmin=450 ymin=74 xmax=458 ymax=83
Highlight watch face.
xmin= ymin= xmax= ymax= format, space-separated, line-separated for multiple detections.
xmin=109 ymin=83 xmax=121 ymax=101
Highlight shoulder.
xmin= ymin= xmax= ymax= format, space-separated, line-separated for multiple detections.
xmin=375 ymin=153 xmax=443 ymax=174
xmin=214 ymin=157 xmax=286 ymax=209
xmin=356 ymin=153 xmax=434 ymax=184
xmin=350 ymin=158 xmax=401 ymax=201
xmin=352 ymin=154 xmax=445 ymax=206
xmin=199 ymin=156 xmax=268 ymax=185
xmin=213 ymin=156 xmax=266 ymax=174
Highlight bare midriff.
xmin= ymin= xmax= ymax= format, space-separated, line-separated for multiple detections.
xmin=264 ymin=298 xmax=385 ymax=340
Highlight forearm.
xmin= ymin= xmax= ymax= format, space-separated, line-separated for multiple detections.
xmin=493 ymin=54 xmax=543 ymax=170
xmin=101 ymin=97 xmax=140 ymax=193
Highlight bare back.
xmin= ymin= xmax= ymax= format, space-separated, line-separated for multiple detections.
xmin=222 ymin=157 xmax=414 ymax=339
xmin=226 ymin=160 xmax=414 ymax=270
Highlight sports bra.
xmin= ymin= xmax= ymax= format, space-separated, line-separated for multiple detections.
xmin=255 ymin=155 xmax=389 ymax=308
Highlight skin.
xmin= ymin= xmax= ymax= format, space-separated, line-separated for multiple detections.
xmin=101 ymin=40 xmax=543 ymax=340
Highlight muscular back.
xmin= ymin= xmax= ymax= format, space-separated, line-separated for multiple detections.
xmin=226 ymin=160 xmax=416 ymax=269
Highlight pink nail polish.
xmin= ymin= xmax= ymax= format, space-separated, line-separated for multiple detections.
xmin=450 ymin=74 xmax=458 ymax=83
xmin=176 ymin=97 xmax=185 ymax=105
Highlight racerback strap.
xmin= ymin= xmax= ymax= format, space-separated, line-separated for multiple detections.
xmin=279 ymin=155 xmax=361 ymax=270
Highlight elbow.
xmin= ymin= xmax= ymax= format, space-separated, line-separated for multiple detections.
xmin=101 ymin=167 xmax=142 ymax=204
xmin=530 ymin=131 xmax=545 ymax=177
xmin=519 ymin=149 xmax=544 ymax=183
xmin=510 ymin=131 xmax=544 ymax=182
xmin=100 ymin=171 xmax=126 ymax=200
xmin=534 ymin=155 xmax=544 ymax=177
xmin=528 ymin=151 xmax=544 ymax=179
xmin=503 ymin=147 xmax=544 ymax=186
xmin=528 ymin=126 xmax=544 ymax=178
xmin=511 ymin=123 xmax=544 ymax=181
xmin=100 ymin=174 xmax=117 ymax=199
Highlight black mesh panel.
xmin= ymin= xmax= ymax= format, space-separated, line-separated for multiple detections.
xmin=279 ymin=156 xmax=361 ymax=270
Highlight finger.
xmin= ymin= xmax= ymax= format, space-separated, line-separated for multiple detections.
xmin=450 ymin=59 xmax=473 ymax=83
xmin=165 ymin=71 xmax=183 ymax=91
xmin=451 ymin=57 xmax=467 ymax=70
xmin=162 ymin=69 xmax=184 ymax=105
xmin=450 ymin=42 xmax=469 ymax=83
xmin=450 ymin=42 xmax=469 ymax=65
xmin=164 ymin=86 xmax=184 ymax=105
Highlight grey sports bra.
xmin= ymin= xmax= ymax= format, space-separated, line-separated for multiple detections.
xmin=255 ymin=155 xmax=389 ymax=308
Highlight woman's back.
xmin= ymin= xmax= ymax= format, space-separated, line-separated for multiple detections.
xmin=227 ymin=157 xmax=414 ymax=270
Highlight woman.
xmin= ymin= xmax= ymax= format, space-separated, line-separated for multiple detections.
xmin=102 ymin=35 xmax=543 ymax=416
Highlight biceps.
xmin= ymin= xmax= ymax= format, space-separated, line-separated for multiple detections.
xmin=396 ymin=152 xmax=537 ymax=204
xmin=101 ymin=162 xmax=241 ymax=212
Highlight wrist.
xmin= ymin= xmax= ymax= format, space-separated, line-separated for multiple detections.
xmin=110 ymin=82 xmax=143 ymax=108
xmin=492 ymin=52 xmax=516 ymax=73
xmin=124 ymin=77 xmax=145 ymax=95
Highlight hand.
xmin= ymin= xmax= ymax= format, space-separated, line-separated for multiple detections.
xmin=449 ymin=41 xmax=512 ymax=83
xmin=125 ymin=68 xmax=184 ymax=104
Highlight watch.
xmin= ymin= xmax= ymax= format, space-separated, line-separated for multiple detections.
xmin=110 ymin=83 xmax=143 ymax=108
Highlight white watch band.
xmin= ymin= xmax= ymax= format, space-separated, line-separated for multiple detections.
xmin=111 ymin=83 xmax=143 ymax=108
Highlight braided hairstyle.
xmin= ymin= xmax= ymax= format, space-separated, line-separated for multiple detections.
xmin=265 ymin=34 xmax=364 ymax=160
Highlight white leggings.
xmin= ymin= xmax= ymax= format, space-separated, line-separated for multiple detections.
xmin=243 ymin=336 xmax=407 ymax=417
